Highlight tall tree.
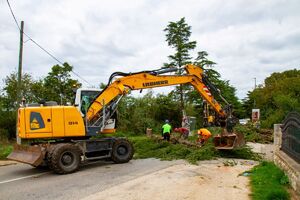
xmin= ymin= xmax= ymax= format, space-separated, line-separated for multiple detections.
xmin=164 ymin=17 xmax=196 ymax=110
xmin=43 ymin=62 xmax=81 ymax=104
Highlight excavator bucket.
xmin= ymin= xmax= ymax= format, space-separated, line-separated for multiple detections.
xmin=7 ymin=144 xmax=44 ymax=167
xmin=213 ymin=132 xmax=245 ymax=150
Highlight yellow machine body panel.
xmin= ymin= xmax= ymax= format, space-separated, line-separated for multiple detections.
xmin=51 ymin=107 xmax=65 ymax=137
xmin=63 ymin=107 xmax=86 ymax=137
xmin=24 ymin=107 xmax=53 ymax=138
xmin=18 ymin=106 xmax=85 ymax=139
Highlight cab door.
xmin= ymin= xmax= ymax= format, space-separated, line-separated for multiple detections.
xmin=25 ymin=107 xmax=52 ymax=138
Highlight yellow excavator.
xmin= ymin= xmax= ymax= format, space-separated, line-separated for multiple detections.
xmin=7 ymin=64 xmax=244 ymax=174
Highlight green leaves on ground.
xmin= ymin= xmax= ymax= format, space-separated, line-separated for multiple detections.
xmin=249 ymin=161 xmax=290 ymax=200
xmin=128 ymin=136 xmax=261 ymax=164
xmin=234 ymin=124 xmax=273 ymax=143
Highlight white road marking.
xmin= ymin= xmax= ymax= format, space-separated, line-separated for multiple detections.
xmin=0 ymin=172 xmax=50 ymax=185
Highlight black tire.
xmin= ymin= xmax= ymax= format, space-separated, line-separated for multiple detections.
xmin=47 ymin=145 xmax=57 ymax=170
xmin=34 ymin=160 xmax=49 ymax=169
xmin=49 ymin=143 xmax=81 ymax=174
xmin=111 ymin=139 xmax=133 ymax=164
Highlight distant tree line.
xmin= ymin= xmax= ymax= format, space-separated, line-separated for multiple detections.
xmin=243 ymin=69 xmax=300 ymax=128
xmin=0 ymin=63 xmax=81 ymax=139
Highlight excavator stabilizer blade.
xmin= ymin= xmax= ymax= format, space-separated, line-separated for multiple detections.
xmin=7 ymin=144 xmax=44 ymax=166
xmin=213 ymin=132 xmax=245 ymax=150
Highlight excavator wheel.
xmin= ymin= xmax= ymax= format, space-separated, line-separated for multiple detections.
xmin=34 ymin=160 xmax=49 ymax=169
xmin=48 ymin=143 xmax=81 ymax=174
xmin=111 ymin=139 xmax=133 ymax=164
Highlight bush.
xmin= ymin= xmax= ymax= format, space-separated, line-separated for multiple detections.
xmin=234 ymin=124 xmax=273 ymax=143
xmin=0 ymin=128 xmax=10 ymax=141
xmin=0 ymin=144 xmax=13 ymax=160
xmin=0 ymin=111 xmax=16 ymax=139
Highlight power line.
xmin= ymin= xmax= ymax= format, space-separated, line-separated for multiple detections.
xmin=6 ymin=0 xmax=20 ymax=30
xmin=6 ymin=0 xmax=92 ymax=86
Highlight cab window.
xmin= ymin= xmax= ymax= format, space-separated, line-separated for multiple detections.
xmin=80 ymin=91 xmax=100 ymax=114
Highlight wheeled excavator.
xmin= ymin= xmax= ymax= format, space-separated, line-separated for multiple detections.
xmin=7 ymin=64 xmax=244 ymax=174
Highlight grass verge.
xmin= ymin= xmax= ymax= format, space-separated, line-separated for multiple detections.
xmin=249 ymin=161 xmax=290 ymax=200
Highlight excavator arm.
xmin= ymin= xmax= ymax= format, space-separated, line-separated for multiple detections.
xmin=85 ymin=64 xmax=246 ymax=150
xmin=86 ymin=64 xmax=227 ymax=125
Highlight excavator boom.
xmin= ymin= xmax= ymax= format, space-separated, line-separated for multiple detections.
xmin=87 ymin=64 xmax=226 ymax=123
xmin=86 ymin=64 xmax=244 ymax=150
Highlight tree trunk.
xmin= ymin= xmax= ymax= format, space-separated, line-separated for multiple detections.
xmin=180 ymin=84 xmax=184 ymax=110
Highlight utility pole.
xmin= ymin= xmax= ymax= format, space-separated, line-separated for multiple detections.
xmin=253 ymin=77 xmax=256 ymax=109
xmin=16 ymin=21 xmax=24 ymax=145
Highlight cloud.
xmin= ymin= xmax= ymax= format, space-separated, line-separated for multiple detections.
xmin=0 ymin=0 xmax=299 ymax=99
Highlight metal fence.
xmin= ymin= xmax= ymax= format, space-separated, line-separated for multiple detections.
xmin=280 ymin=112 xmax=300 ymax=164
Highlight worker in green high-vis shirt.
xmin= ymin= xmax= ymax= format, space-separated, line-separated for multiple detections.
xmin=162 ymin=120 xmax=172 ymax=141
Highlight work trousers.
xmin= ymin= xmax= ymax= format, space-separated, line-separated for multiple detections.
xmin=163 ymin=133 xmax=170 ymax=141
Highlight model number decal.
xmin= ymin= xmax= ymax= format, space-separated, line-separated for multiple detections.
xmin=68 ymin=121 xmax=78 ymax=125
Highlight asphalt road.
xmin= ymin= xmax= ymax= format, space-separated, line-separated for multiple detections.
xmin=0 ymin=159 xmax=182 ymax=200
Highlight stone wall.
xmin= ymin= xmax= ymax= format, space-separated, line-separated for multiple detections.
xmin=273 ymin=124 xmax=300 ymax=195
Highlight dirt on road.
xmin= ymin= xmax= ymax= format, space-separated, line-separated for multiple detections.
xmin=0 ymin=160 xmax=17 ymax=166
xmin=83 ymin=159 xmax=258 ymax=200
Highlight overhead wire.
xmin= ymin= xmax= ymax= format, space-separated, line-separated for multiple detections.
xmin=6 ymin=0 xmax=92 ymax=87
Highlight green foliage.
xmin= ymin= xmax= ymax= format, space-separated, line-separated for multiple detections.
xmin=0 ymin=143 xmax=13 ymax=160
xmin=233 ymin=124 xmax=273 ymax=143
xmin=43 ymin=63 xmax=81 ymax=104
xmin=0 ymin=111 xmax=16 ymax=139
xmin=217 ymin=146 xmax=262 ymax=161
xmin=164 ymin=17 xmax=197 ymax=110
xmin=0 ymin=72 xmax=40 ymax=139
xmin=243 ymin=69 xmax=300 ymax=128
xmin=128 ymin=135 xmax=260 ymax=164
xmin=164 ymin=17 xmax=197 ymax=67
xmin=234 ymin=124 xmax=262 ymax=142
xmin=1 ymin=73 xmax=42 ymax=109
xmin=0 ymin=62 xmax=80 ymax=139
xmin=250 ymin=161 xmax=290 ymax=200
xmin=117 ymin=91 xmax=183 ymax=134
xmin=164 ymin=18 xmax=242 ymax=119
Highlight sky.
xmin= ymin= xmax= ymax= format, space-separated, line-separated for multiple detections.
xmin=0 ymin=0 xmax=299 ymax=99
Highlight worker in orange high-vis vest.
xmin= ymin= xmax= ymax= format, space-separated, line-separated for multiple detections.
xmin=197 ymin=128 xmax=212 ymax=145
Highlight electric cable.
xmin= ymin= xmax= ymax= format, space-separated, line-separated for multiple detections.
xmin=6 ymin=0 xmax=92 ymax=86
